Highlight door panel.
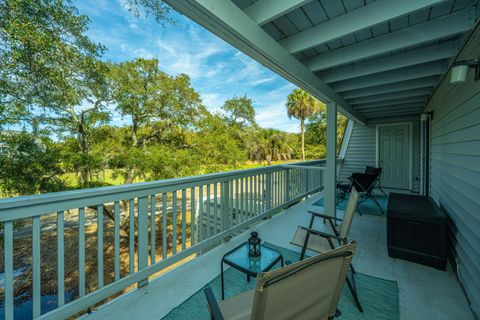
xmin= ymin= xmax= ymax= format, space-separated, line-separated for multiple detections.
xmin=379 ymin=125 xmax=410 ymax=189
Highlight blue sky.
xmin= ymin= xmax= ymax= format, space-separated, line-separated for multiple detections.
xmin=74 ymin=0 xmax=300 ymax=132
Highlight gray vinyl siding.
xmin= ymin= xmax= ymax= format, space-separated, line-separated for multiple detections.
xmin=339 ymin=117 xmax=420 ymax=193
xmin=426 ymin=26 xmax=480 ymax=317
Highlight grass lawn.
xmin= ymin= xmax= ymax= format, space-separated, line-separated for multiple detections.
xmin=59 ymin=160 xmax=300 ymax=188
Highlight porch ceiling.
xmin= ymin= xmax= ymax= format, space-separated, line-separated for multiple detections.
xmin=164 ymin=0 xmax=479 ymax=123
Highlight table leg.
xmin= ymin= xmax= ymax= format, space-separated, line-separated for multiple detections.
xmin=247 ymin=275 xmax=250 ymax=282
xmin=280 ymin=256 xmax=284 ymax=267
xmin=221 ymin=260 xmax=225 ymax=300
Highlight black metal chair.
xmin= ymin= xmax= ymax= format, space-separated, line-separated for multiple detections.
xmin=364 ymin=166 xmax=388 ymax=196
xmin=337 ymin=172 xmax=384 ymax=215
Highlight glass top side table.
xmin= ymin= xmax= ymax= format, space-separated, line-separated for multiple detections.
xmin=221 ymin=243 xmax=284 ymax=300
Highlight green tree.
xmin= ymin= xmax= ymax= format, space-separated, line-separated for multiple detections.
xmin=222 ymin=95 xmax=256 ymax=128
xmin=0 ymin=0 xmax=105 ymax=126
xmin=0 ymin=132 xmax=65 ymax=196
xmin=110 ymin=58 xmax=202 ymax=183
xmin=305 ymin=112 xmax=348 ymax=158
xmin=194 ymin=113 xmax=247 ymax=171
xmin=286 ymin=89 xmax=324 ymax=161
xmin=0 ymin=0 xmax=112 ymax=186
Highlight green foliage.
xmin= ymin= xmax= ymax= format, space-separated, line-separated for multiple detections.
xmin=0 ymin=0 xmax=105 ymax=122
xmin=0 ymin=132 xmax=65 ymax=196
xmin=0 ymin=0 xmax=351 ymax=199
xmin=286 ymin=89 xmax=324 ymax=160
xmin=194 ymin=113 xmax=247 ymax=172
xmin=222 ymin=95 xmax=256 ymax=127
xmin=123 ymin=0 xmax=173 ymax=25
xmin=305 ymin=111 xmax=349 ymax=158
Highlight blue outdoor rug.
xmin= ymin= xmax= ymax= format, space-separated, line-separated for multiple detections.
xmin=162 ymin=243 xmax=399 ymax=320
xmin=313 ymin=195 xmax=388 ymax=217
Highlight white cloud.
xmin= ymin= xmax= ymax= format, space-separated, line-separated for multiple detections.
xmin=75 ymin=0 xmax=301 ymax=131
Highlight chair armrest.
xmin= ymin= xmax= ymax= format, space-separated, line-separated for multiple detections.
xmin=299 ymin=226 xmax=346 ymax=244
xmin=204 ymin=287 xmax=224 ymax=320
xmin=308 ymin=211 xmax=343 ymax=222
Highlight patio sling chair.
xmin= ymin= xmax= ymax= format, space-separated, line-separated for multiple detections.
xmin=364 ymin=166 xmax=388 ymax=197
xmin=290 ymin=187 xmax=363 ymax=312
xmin=337 ymin=171 xmax=384 ymax=215
xmin=204 ymin=242 xmax=356 ymax=320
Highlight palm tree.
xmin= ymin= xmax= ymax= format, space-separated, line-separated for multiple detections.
xmin=286 ymin=89 xmax=323 ymax=160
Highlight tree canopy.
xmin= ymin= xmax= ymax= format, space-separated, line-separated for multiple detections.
xmin=0 ymin=0 xmax=349 ymax=198
xmin=286 ymin=89 xmax=324 ymax=160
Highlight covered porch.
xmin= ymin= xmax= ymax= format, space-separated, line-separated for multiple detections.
xmin=0 ymin=0 xmax=479 ymax=319
xmin=85 ymin=191 xmax=471 ymax=320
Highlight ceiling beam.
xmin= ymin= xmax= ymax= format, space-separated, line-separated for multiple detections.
xmin=352 ymin=96 xmax=429 ymax=108
xmin=347 ymin=88 xmax=433 ymax=105
xmin=361 ymin=108 xmax=423 ymax=118
xmin=164 ymin=0 xmax=366 ymax=124
xmin=333 ymin=61 xmax=446 ymax=92
xmin=341 ymin=77 xmax=439 ymax=99
xmin=305 ymin=9 xmax=475 ymax=72
xmin=319 ymin=40 xmax=459 ymax=83
xmin=244 ymin=0 xmax=312 ymax=25
xmin=280 ymin=0 xmax=445 ymax=54
xmin=355 ymin=100 xmax=427 ymax=110
xmin=357 ymin=103 xmax=424 ymax=112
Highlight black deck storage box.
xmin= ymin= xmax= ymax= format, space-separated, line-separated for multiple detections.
xmin=387 ymin=193 xmax=447 ymax=270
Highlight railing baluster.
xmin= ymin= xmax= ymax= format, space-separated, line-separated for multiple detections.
xmin=250 ymin=175 xmax=253 ymax=214
xmin=32 ymin=216 xmax=41 ymax=318
xmin=206 ymin=185 xmax=211 ymax=238
xmin=235 ymin=179 xmax=239 ymax=225
xmin=78 ymin=207 xmax=86 ymax=297
xmin=241 ymin=177 xmax=245 ymax=221
xmin=172 ymin=191 xmax=178 ymax=255
xmin=162 ymin=193 xmax=167 ymax=259
xmin=229 ymin=180 xmax=233 ymax=228
xmin=150 ymin=195 xmax=156 ymax=264
xmin=97 ymin=205 xmax=103 ymax=289
xmin=129 ymin=199 xmax=135 ymax=274
xmin=266 ymin=172 xmax=272 ymax=211
xmin=181 ymin=189 xmax=187 ymax=250
xmin=57 ymin=211 xmax=65 ymax=306
xmin=137 ymin=196 xmax=149 ymax=287
xmin=4 ymin=221 xmax=13 ymax=320
xmin=245 ymin=177 xmax=249 ymax=218
xmin=114 ymin=201 xmax=121 ymax=280
xmin=253 ymin=175 xmax=257 ymax=214
xmin=214 ymin=183 xmax=218 ymax=234
xmin=190 ymin=187 xmax=195 ymax=246
xmin=220 ymin=182 xmax=224 ymax=231
xmin=257 ymin=175 xmax=261 ymax=214
xmin=199 ymin=186 xmax=204 ymax=242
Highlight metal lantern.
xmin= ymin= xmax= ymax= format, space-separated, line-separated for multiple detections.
xmin=248 ymin=231 xmax=261 ymax=257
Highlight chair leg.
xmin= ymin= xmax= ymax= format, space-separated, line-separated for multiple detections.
xmin=356 ymin=206 xmax=363 ymax=216
xmin=370 ymin=195 xmax=385 ymax=214
xmin=346 ymin=274 xmax=363 ymax=313
xmin=378 ymin=186 xmax=388 ymax=197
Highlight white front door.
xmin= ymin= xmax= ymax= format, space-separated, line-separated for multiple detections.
xmin=378 ymin=124 xmax=410 ymax=189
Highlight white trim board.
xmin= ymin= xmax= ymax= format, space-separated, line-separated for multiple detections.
xmin=375 ymin=122 xmax=414 ymax=191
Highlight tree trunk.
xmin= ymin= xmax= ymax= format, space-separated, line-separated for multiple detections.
xmin=78 ymin=116 xmax=90 ymax=186
xmin=301 ymin=118 xmax=305 ymax=161
xmin=125 ymin=118 xmax=139 ymax=184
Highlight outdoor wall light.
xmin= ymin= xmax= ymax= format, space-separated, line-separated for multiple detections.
xmin=450 ymin=59 xmax=480 ymax=84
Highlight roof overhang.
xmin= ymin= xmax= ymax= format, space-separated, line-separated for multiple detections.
xmin=164 ymin=0 xmax=479 ymax=123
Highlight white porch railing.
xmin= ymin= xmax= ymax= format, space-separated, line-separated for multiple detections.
xmin=0 ymin=160 xmax=327 ymax=319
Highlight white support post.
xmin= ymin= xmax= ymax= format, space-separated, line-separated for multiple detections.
xmin=325 ymin=102 xmax=337 ymax=220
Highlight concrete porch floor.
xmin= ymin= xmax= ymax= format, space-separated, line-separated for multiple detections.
xmin=85 ymin=192 xmax=474 ymax=320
